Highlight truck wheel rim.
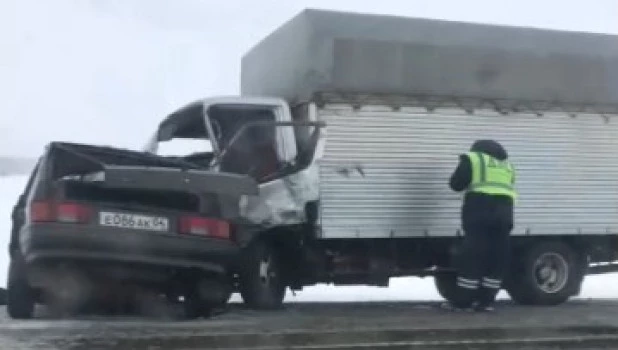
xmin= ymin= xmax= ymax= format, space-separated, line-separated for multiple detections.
xmin=533 ymin=252 xmax=569 ymax=294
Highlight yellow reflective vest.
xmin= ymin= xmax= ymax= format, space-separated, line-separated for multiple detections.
xmin=465 ymin=152 xmax=518 ymax=201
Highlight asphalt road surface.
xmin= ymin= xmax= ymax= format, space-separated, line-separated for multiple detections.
xmin=2 ymin=300 xmax=618 ymax=349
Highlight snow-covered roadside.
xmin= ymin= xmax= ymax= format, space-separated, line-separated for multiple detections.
xmin=1 ymin=174 xmax=617 ymax=300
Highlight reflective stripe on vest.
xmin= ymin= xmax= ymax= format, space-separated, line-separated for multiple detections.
xmin=465 ymin=152 xmax=518 ymax=201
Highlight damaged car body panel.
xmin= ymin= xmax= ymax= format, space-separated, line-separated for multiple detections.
xmin=44 ymin=142 xmax=259 ymax=219
xmin=100 ymin=166 xmax=258 ymax=197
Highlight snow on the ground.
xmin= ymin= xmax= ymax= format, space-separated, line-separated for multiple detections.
xmin=1 ymin=173 xmax=618 ymax=300
xmin=276 ymin=272 xmax=618 ymax=303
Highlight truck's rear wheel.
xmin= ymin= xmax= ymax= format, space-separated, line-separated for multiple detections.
xmin=506 ymin=242 xmax=581 ymax=306
xmin=434 ymin=272 xmax=458 ymax=303
xmin=239 ymin=239 xmax=286 ymax=310
xmin=7 ymin=258 xmax=35 ymax=319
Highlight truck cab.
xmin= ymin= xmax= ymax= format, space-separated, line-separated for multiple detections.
xmin=146 ymin=96 xmax=323 ymax=232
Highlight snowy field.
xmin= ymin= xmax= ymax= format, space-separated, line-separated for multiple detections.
xmin=1 ymin=174 xmax=618 ymax=301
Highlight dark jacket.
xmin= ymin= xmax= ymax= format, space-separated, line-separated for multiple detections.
xmin=449 ymin=140 xmax=514 ymax=232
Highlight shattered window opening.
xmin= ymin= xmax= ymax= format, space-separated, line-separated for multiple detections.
xmin=208 ymin=105 xmax=280 ymax=181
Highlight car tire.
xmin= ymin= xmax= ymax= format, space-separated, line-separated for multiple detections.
xmin=434 ymin=272 xmax=459 ymax=303
xmin=506 ymin=241 xmax=580 ymax=306
xmin=7 ymin=257 xmax=35 ymax=319
xmin=0 ymin=287 xmax=7 ymax=306
xmin=239 ymin=239 xmax=286 ymax=310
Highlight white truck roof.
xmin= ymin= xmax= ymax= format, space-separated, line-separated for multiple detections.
xmin=241 ymin=9 xmax=618 ymax=111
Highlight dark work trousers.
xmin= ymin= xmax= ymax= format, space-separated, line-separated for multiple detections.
xmin=452 ymin=223 xmax=511 ymax=308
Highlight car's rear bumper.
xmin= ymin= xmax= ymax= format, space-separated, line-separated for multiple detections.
xmin=20 ymin=223 xmax=239 ymax=275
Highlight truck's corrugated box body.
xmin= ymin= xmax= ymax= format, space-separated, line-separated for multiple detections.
xmin=315 ymin=105 xmax=618 ymax=239
xmin=241 ymin=9 xmax=618 ymax=107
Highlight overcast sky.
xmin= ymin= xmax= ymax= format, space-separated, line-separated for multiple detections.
xmin=2 ymin=0 xmax=618 ymax=157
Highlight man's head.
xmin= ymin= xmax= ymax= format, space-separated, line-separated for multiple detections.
xmin=470 ymin=139 xmax=508 ymax=160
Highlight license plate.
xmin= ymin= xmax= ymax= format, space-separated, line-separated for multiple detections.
xmin=99 ymin=211 xmax=169 ymax=232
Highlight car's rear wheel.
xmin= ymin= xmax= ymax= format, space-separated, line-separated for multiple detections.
xmin=239 ymin=239 xmax=286 ymax=310
xmin=7 ymin=257 xmax=35 ymax=319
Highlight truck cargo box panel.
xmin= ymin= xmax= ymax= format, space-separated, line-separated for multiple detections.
xmin=316 ymin=105 xmax=618 ymax=238
xmin=242 ymin=9 xmax=618 ymax=109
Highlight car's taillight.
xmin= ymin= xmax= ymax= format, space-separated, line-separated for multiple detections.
xmin=30 ymin=200 xmax=92 ymax=224
xmin=179 ymin=216 xmax=230 ymax=240
xmin=56 ymin=203 xmax=92 ymax=223
xmin=30 ymin=201 xmax=54 ymax=222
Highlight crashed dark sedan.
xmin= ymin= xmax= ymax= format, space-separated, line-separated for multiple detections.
xmin=7 ymin=141 xmax=257 ymax=319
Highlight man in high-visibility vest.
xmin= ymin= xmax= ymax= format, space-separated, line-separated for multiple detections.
xmin=447 ymin=139 xmax=517 ymax=312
